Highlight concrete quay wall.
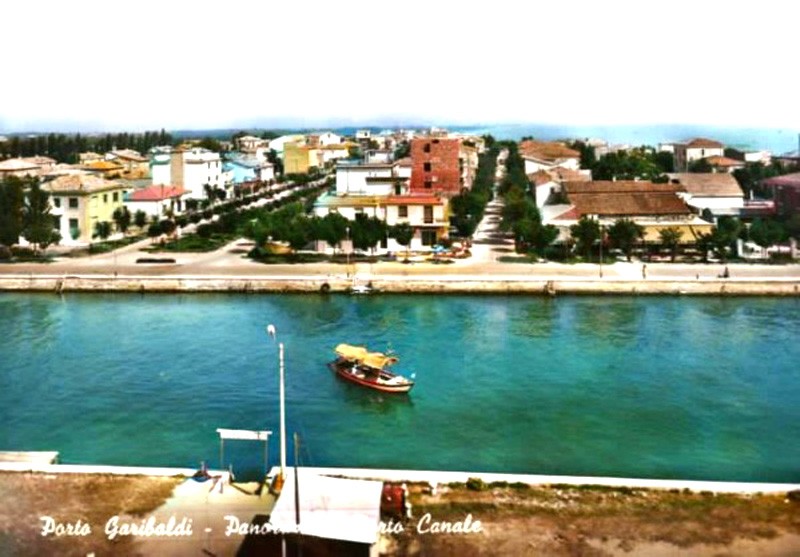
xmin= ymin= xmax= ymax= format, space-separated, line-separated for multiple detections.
xmin=0 ymin=274 xmax=799 ymax=296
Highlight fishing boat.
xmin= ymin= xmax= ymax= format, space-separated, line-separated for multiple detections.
xmin=348 ymin=278 xmax=375 ymax=295
xmin=328 ymin=343 xmax=415 ymax=394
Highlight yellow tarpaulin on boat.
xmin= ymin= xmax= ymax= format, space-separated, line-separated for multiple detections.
xmin=335 ymin=344 xmax=369 ymax=360
xmin=335 ymin=344 xmax=398 ymax=369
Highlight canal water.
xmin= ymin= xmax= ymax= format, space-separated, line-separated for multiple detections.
xmin=1 ymin=293 xmax=798 ymax=482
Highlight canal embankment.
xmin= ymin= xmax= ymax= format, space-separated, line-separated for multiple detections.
xmin=1 ymin=273 xmax=799 ymax=295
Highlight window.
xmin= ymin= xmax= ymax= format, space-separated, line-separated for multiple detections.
xmin=424 ymin=180 xmax=433 ymax=189
xmin=113 ymin=192 xmax=119 ymax=202
xmin=53 ymin=198 xmax=61 ymax=208
xmin=103 ymin=194 xmax=108 ymax=203
xmin=424 ymin=205 xmax=434 ymax=223
xmin=423 ymin=143 xmax=431 ymax=153
xmin=398 ymin=205 xmax=408 ymax=218
xmin=423 ymin=162 xmax=432 ymax=172
xmin=69 ymin=198 xmax=78 ymax=209
xmin=421 ymin=230 xmax=436 ymax=246
xmin=69 ymin=218 xmax=79 ymax=239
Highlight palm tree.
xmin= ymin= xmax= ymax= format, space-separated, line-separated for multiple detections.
xmin=607 ymin=218 xmax=645 ymax=262
xmin=569 ymin=216 xmax=601 ymax=260
xmin=659 ymin=227 xmax=684 ymax=262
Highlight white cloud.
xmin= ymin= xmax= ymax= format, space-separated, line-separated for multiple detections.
xmin=1 ymin=0 xmax=798 ymax=131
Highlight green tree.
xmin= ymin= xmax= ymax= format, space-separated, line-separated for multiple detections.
xmin=748 ymin=218 xmax=784 ymax=256
xmin=501 ymin=186 xmax=537 ymax=231
xmin=197 ymin=137 xmax=222 ymax=152
xmin=285 ymin=216 xmax=312 ymax=252
xmin=607 ymin=218 xmax=645 ymax=261
xmin=22 ymin=181 xmax=60 ymax=253
xmin=568 ymin=140 xmax=596 ymax=169
xmin=653 ymin=151 xmax=675 ymax=173
xmin=351 ymin=214 xmax=387 ymax=254
xmin=112 ymin=206 xmax=132 ymax=234
xmin=159 ymin=219 xmax=177 ymax=237
xmin=147 ymin=222 xmax=162 ymax=239
xmin=658 ymin=227 xmax=684 ymax=262
xmin=390 ymin=222 xmax=414 ymax=257
xmin=688 ymin=158 xmax=713 ymax=173
xmin=0 ymin=176 xmax=26 ymax=246
xmin=134 ymin=209 xmax=148 ymax=229
xmin=94 ymin=221 xmax=112 ymax=240
xmin=318 ymin=212 xmax=349 ymax=253
xmin=532 ymin=224 xmax=559 ymax=257
xmin=569 ymin=216 xmax=601 ymax=260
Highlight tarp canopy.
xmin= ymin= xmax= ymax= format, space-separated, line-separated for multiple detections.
xmin=335 ymin=344 xmax=398 ymax=369
xmin=269 ymin=470 xmax=383 ymax=545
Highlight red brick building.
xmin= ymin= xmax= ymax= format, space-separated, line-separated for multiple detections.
xmin=409 ymin=138 xmax=467 ymax=196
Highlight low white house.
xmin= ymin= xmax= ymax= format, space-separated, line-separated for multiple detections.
xmin=667 ymin=172 xmax=745 ymax=217
xmin=672 ymin=138 xmax=725 ymax=171
xmin=519 ymin=141 xmax=581 ymax=174
xmin=126 ymin=185 xmax=188 ymax=217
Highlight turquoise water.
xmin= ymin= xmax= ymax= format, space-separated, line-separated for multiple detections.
xmin=1 ymin=293 xmax=798 ymax=482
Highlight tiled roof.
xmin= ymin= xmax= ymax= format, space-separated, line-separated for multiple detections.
xmin=564 ymin=181 xmax=684 ymax=194
xmin=129 ymin=185 xmax=187 ymax=201
xmin=528 ymin=170 xmax=555 ymax=186
xmin=110 ymin=149 xmax=148 ymax=162
xmin=563 ymin=181 xmax=691 ymax=216
xmin=666 ymin=173 xmax=744 ymax=197
xmin=519 ymin=140 xmax=580 ymax=162
xmin=763 ymin=172 xmax=800 ymax=188
xmin=22 ymin=156 xmax=56 ymax=165
xmin=705 ymin=155 xmax=744 ymax=167
xmin=686 ymin=138 xmax=724 ymax=148
xmin=43 ymin=174 xmax=124 ymax=194
xmin=0 ymin=158 xmax=39 ymax=171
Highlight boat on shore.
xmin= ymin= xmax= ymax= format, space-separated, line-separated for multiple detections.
xmin=328 ymin=343 xmax=415 ymax=394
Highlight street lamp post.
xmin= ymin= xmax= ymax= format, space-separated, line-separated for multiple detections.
xmin=599 ymin=224 xmax=604 ymax=279
xmin=266 ymin=324 xmax=286 ymax=492
xmin=345 ymin=226 xmax=351 ymax=271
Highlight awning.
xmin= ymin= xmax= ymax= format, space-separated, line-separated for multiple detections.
xmin=269 ymin=471 xmax=383 ymax=545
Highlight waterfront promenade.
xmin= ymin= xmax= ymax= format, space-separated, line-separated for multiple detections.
xmin=1 ymin=239 xmax=799 ymax=295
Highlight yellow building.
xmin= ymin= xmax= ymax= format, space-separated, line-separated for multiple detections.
xmin=283 ymin=141 xmax=320 ymax=174
xmin=43 ymin=175 xmax=127 ymax=243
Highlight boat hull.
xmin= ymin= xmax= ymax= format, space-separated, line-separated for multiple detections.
xmin=328 ymin=361 xmax=414 ymax=394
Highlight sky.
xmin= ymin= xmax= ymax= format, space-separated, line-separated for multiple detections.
xmin=1 ymin=0 xmax=799 ymax=133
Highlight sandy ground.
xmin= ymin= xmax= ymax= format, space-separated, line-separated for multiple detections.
xmin=387 ymin=482 xmax=800 ymax=557
xmin=2 ymin=472 xmax=799 ymax=556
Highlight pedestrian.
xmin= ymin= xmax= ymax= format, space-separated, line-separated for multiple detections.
xmin=642 ymin=264 xmax=647 ymax=279
xmin=723 ymin=266 xmax=730 ymax=279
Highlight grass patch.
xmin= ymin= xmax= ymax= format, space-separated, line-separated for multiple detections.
xmin=146 ymin=233 xmax=236 ymax=253
xmin=250 ymin=251 xmax=331 ymax=264
xmin=87 ymin=235 xmax=145 ymax=254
